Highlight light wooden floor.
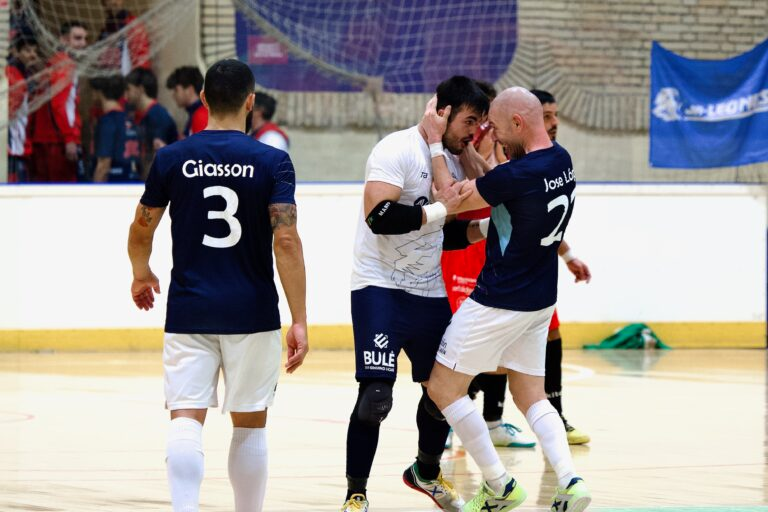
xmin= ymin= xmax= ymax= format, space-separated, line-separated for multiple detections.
xmin=0 ymin=349 xmax=766 ymax=512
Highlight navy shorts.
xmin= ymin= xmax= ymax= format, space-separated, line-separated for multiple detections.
xmin=351 ymin=286 xmax=452 ymax=383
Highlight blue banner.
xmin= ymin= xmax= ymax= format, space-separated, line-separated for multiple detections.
xmin=235 ymin=1 xmax=517 ymax=93
xmin=650 ymin=39 xmax=768 ymax=169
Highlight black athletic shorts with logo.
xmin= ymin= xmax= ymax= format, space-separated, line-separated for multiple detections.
xmin=351 ymin=286 xmax=452 ymax=382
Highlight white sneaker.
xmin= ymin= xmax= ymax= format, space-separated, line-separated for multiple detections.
xmin=489 ymin=423 xmax=536 ymax=448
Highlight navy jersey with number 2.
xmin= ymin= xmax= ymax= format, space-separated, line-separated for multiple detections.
xmin=140 ymin=130 xmax=296 ymax=334
xmin=472 ymin=142 xmax=576 ymax=312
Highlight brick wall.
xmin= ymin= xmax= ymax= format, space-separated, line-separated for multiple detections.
xmin=509 ymin=0 xmax=768 ymax=130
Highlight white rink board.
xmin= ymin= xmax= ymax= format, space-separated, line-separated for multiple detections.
xmin=0 ymin=182 xmax=765 ymax=329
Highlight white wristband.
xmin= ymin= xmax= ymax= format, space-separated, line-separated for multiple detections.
xmin=478 ymin=218 xmax=490 ymax=238
xmin=429 ymin=142 xmax=445 ymax=159
xmin=423 ymin=201 xmax=448 ymax=224
xmin=560 ymin=249 xmax=576 ymax=263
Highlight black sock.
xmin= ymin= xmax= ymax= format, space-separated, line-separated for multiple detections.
xmin=468 ymin=376 xmax=481 ymax=400
xmin=345 ymin=476 xmax=367 ymax=500
xmin=476 ymin=373 xmax=507 ymax=422
xmin=545 ymin=338 xmax=563 ymax=415
xmin=415 ymin=388 xmax=448 ymax=480
xmin=345 ymin=382 xmax=384 ymax=496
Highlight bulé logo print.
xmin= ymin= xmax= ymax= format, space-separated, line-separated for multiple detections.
xmin=373 ymin=333 xmax=389 ymax=349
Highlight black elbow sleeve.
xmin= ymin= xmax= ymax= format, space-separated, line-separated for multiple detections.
xmin=366 ymin=200 xmax=423 ymax=235
xmin=442 ymin=219 xmax=471 ymax=250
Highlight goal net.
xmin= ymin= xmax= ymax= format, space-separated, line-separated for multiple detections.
xmin=2 ymin=0 xmax=196 ymax=129
xmin=231 ymin=0 xmax=518 ymax=93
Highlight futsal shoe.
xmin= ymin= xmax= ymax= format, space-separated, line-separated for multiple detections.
xmin=551 ymin=477 xmax=591 ymax=512
xmin=462 ymin=476 xmax=526 ymax=512
xmin=340 ymin=493 xmax=369 ymax=512
xmin=489 ymin=422 xmax=537 ymax=448
xmin=562 ymin=417 xmax=591 ymax=445
xmin=402 ymin=463 xmax=465 ymax=511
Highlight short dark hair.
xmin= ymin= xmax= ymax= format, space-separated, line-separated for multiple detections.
xmin=126 ymin=67 xmax=158 ymax=99
xmin=435 ymin=75 xmax=490 ymax=121
xmin=202 ymin=59 xmax=255 ymax=116
xmin=166 ymin=66 xmax=204 ymax=94
xmin=60 ymin=20 xmax=87 ymax=36
xmin=13 ymin=36 xmax=37 ymax=52
xmin=530 ymin=89 xmax=556 ymax=105
xmin=474 ymin=80 xmax=497 ymax=100
xmin=253 ymin=92 xmax=277 ymax=121
xmin=90 ymin=75 xmax=126 ymax=101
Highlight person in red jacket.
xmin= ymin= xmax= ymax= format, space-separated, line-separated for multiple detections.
xmin=28 ymin=21 xmax=88 ymax=183
xmin=247 ymin=92 xmax=289 ymax=152
xmin=6 ymin=36 xmax=39 ymax=183
xmin=98 ymin=0 xmax=151 ymax=75
xmin=166 ymin=66 xmax=208 ymax=137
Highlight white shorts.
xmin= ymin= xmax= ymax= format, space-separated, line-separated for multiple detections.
xmin=436 ymin=298 xmax=555 ymax=377
xmin=163 ymin=330 xmax=282 ymax=413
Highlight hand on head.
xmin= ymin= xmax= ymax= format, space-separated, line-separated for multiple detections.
xmin=421 ymin=95 xmax=451 ymax=143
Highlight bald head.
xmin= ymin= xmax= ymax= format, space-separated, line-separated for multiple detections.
xmin=495 ymin=87 xmax=545 ymax=128
xmin=488 ymin=86 xmax=551 ymax=153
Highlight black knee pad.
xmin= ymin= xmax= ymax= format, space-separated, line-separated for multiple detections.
xmin=420 ymin=386 xmax=445 ymax=421
xmin=356 ymin=381 xmax=393 ymax=426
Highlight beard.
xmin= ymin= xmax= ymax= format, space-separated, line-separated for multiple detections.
xmin=443 ymin=134 xmax=472 ymax=155
xmin=548 ymin=128 xmax=557 ymax=141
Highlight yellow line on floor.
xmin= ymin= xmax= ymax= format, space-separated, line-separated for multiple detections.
xmin=0 ymin=322 xmax=764 ymax=351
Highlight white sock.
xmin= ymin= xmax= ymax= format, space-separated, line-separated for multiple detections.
xmin=442 ymin=396 xmax=508 ymax=494
xmin=525 ymin=399 xmax=576 ymax=488
xmin=486 ymin=419 xmax=502 ymax=429
xmin=166 ymin=417 xmax=204 ymax=512
xmin=228 ymin=427 xmax=268 ymax=512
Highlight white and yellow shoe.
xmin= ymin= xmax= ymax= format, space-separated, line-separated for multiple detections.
xmin=552 ymin=477 xmax=591 ymax=512
xmin=341 ymin=493 xmax=368 ymax=512
xmin=463 ymin=476 xmax=527 ymax=512
xmin=563 ymin=418 xmax=590 ymax=445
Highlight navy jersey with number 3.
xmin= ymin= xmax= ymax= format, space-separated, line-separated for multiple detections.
xmin=472 ymin=142 xmax=575 ymax=311
xmin=140 ymin=130 xmax=296 ymax=334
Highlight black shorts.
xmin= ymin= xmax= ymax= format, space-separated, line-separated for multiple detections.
xmin=351 ymin=286 xmax=452 ymax=383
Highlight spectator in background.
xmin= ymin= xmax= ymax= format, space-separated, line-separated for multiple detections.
xmin=98 ymin=0 xmax=151 ymax=75
xmin=29 ymin=21 xmax=88 ymax=183
xmin=165 ymin=66 xmax=207 ymax=137
xmin=90 ymin=75 xmax=141 ymax=183
xmin=248 ymin=91 xmax=289 ymax=152
xmin=6 ymin=36 xmax=39 ymax=183
xmin=125 ymin=67 xmax=178 ymax=178
xmin=9 ymin=0 xmax=34 ymax=43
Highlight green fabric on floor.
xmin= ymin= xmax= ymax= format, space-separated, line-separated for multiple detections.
xmin=584 ymin=323 xmax=671 ymax=350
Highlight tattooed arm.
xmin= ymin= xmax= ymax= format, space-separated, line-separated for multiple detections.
xmin=128 ymin=203 xmax=166 ymax=310
xmin=270 ymin=203 xmax=309 ymax=373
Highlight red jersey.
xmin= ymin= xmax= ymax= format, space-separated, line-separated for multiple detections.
xmin=253 ymin=121 xmax=289 ymax=145
xmin=441 ymin=207 xmax=492 ymax=313
xmin=30 ymin=51 xmax=81 ymax=145
xmin=98 ymin=10 xmax=152 ymax=73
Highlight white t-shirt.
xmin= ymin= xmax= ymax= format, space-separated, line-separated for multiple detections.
xmin=351 ymin=126 xmax=465 ymax=297
xmin=258 ymin=131 xmax=289 ymax=152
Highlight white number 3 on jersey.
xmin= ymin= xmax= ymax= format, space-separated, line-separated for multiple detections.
xmin=540 ymin=190 xmax=576 ymax=247
xmin=202 ymin=186 xmax=242 ymax=248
